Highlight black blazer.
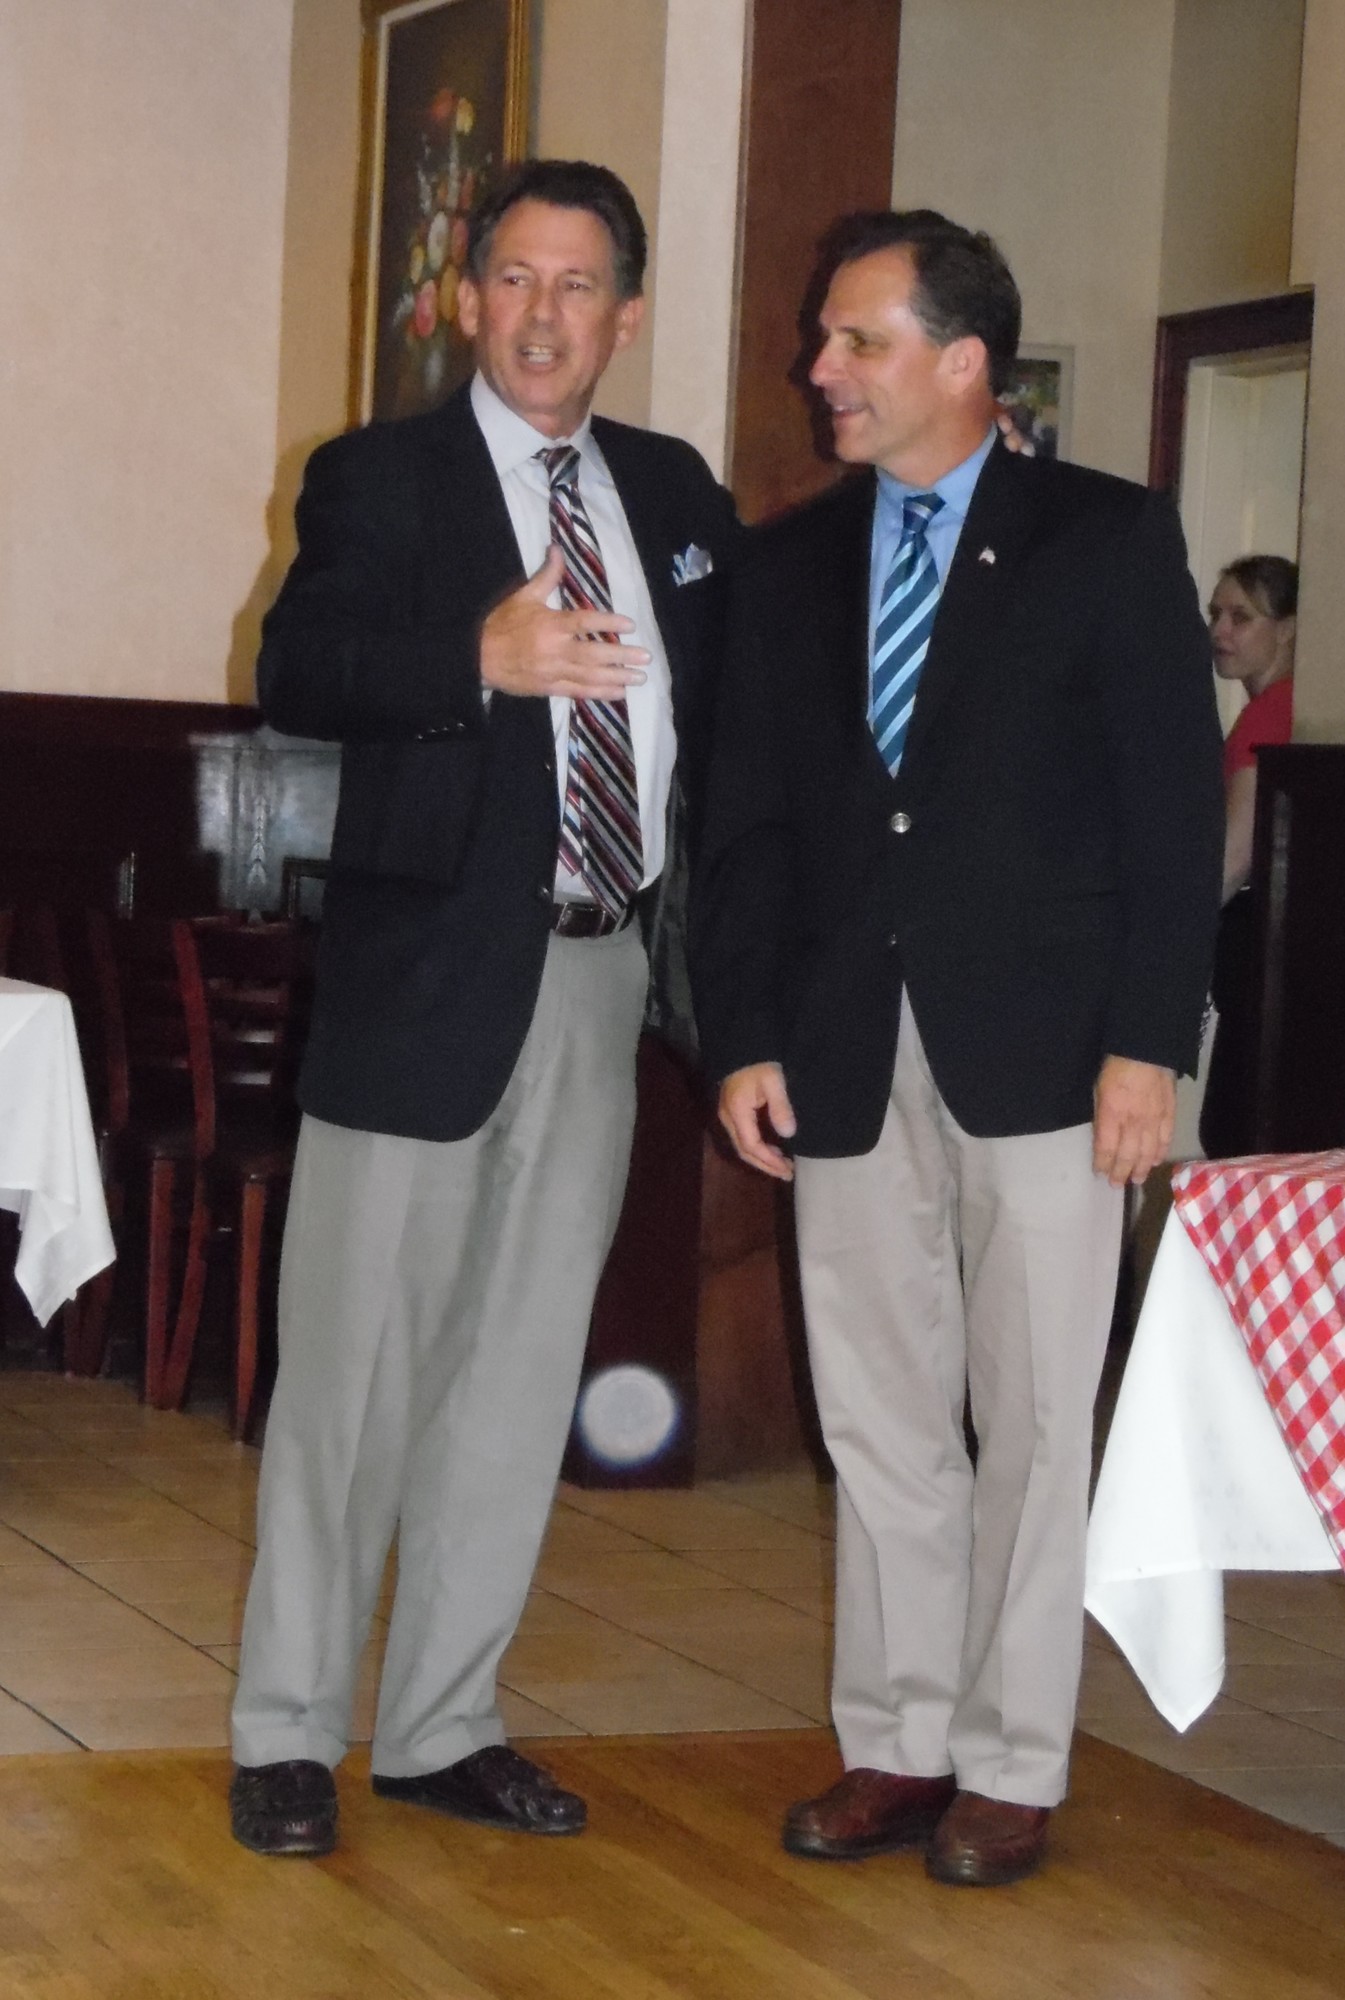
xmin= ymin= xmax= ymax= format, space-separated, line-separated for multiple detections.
xmin=691 ymin=440 xmax=1224 ymax=1156
xmin=257 ymin=384 xmax=738 ymax=1142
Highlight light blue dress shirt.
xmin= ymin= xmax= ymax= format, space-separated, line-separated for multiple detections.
xmin=868 ymin=427 xmax=998 ymax=653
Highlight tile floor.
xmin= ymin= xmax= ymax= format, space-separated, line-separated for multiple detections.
xmin=2 ymin=1369 xmax=1345 ymax=1848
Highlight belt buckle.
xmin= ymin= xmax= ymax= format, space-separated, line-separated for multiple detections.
xmin=551 ymin=899 xmax=614 ymax=938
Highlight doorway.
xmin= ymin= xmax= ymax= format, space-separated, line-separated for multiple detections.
xmin=1179 ymin=347 xmax=1308 ymax=730
xmin=1148 ymin=292 xmax=1313 ymax=1159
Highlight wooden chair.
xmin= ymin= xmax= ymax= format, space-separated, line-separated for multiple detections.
xmin=155 ymin=916 xmax=314 ymax=1438
xmin=85 ymin=912 xmax=206 ymax=1401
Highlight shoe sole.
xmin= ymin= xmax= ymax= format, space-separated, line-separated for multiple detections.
xmin=782 ymin=1815 xmax=945 ymax=1861
xmin=925 ymin=1849 xmax=1046 ymax=1887
xmin=230 ymin=1823 xmax=338 ymax=1859
xmin=371 ymin=1775 xmax=584 ymax=1835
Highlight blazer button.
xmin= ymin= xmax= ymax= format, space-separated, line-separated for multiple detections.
xmin=889 ymin=811 xmax=913 ymax=834
xmin=536 ymin=882 xmax=551 ymax=903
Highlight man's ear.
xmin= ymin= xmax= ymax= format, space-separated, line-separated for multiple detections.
xmin=457 ymin=276 xmax=480 ymax=341
xmin=613 ymin=293 xmax=646 ymax=352
xmin=940 ymin=333 xmax=989 ymax=398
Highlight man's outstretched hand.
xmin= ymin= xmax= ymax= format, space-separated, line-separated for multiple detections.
xmin=480 ymin=544 xmax=651 ymax=699
xmin=719 ymin=1062 xmax=797 ymax=1181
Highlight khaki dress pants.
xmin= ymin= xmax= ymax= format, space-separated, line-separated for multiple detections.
xmin=794 ymin=994 xmax=1124 ymax=1806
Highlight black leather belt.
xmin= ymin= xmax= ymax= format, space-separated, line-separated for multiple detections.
xmin=549 ymin=899 xmax=634 ymax=939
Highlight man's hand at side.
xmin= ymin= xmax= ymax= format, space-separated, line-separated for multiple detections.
xmin=1092 ymin=1056 xmax=1175 ymax=1187
xmin=480 ymin=544 xmax=651 ymax=699
xmin=719 ymin=1063 xmax=798 ymax=1182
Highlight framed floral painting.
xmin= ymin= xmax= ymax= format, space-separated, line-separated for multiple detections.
xmin=999 ymin=346 xmax=1073 ymax=461
xmin=353 ymin=0 xmax=530 ymax=423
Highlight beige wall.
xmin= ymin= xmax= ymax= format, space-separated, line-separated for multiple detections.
xmin=0 ymin=0 xmax=669 ymax=706
xmin=8 ymin=1 xmax=1329 ymax=711
xmin=892 ymin=0 xmax=1177 ymax=484
xmin=1159 ymin=0 xmax=1302 ymax=316
xmin=0 ymin=0 xmax=294 ymax=704
xmin=1289 ymin=0 xmax=1345 ymax=741
xmin=534 ymin=0 xmax=668 ymax=429
xmin=265 ymin=0 xmax=364 ymax=605
xmin=649 ymin=0 xmax=748 ymax=478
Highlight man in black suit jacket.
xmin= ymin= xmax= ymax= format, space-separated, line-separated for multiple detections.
xmin=693 ymin=210 xmax=1221 ymax=1886
xmin=229 ymin=161 xmax=736 ymax=1858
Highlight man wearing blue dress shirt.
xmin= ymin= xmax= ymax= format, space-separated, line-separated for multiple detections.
xmin=693 ymin=209 xmax=1222 ymax=1886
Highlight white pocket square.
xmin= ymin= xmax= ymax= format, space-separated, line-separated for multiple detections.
xmin=672 ymin=543 xmax=713 ymax=586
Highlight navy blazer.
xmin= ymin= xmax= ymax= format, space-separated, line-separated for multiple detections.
xmin=257 ymin=384 xmax=738 ymax=1141
xmin=691 ymin=440 xmax=1224 ymax=1155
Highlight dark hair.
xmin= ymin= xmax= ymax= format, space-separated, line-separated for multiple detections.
xmin=1219 ymin=553 xmax=1298 ymax=620
xmin=816 ymin=208 xmax=1022 ymax=398
xmin=465 ymin=158 xmax=647 ymax=299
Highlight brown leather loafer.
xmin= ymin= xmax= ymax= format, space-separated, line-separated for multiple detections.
xmin=925 ymin=1790 xmax=1050 ymax=1886
xmin=372 ymin=1745 xmax=586 ymax=1834
xmin=229 ymin=1759 xmax=337 ymax=1857
xmin=783 ymin=1768 xmax=957 ymax=1860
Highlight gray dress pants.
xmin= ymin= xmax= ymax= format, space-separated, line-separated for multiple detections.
xmin=231 ymin=926 xmax=647 ymax=1776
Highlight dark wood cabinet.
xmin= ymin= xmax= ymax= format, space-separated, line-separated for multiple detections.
xmin=1248 ymin=744 xmax=1345 ymax=1151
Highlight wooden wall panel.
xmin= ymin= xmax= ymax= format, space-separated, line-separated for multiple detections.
xmin=730 ymin=0 xmax=902 ymax=521
xmin=0 ymin=693 xmax=337 ymax=917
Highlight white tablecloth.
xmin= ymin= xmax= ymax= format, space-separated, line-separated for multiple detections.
xmin=1084 ymin=1210 xmax=1337 ymax=1730
xmin=0 ymin=978 xmax=115 ymax=1325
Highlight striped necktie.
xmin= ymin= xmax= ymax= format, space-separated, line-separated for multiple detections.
xmin=870 ymin=490 xmax=944 ymax=775
xmin=539 ymin=445 xmax=644 ymax=918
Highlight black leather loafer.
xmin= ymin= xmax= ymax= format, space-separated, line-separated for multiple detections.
xmin=229 ymin=1759 xmax=338 ymax=1857
xmin=372 ymin=1745 xmax=586 ymax=1834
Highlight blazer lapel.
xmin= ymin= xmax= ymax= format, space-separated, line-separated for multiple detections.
xmin=420 ymin=386 xmax=528 ymax=612
xmin=826 ymin=472 xmax=880 ymax=722
xmin=590 ymin=418 xmax=688 ymax=681
xmin=897 ymin=439 xmax=1043 ymax=785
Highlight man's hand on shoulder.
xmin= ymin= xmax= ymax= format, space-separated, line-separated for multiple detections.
xmin=718 ymin=1063 xmax=797 ymax=1182
xmin=1092 ymin=1056 xmax=1175 ymax=1187
xmin=480 ymin=545 xmax=651 ymax=700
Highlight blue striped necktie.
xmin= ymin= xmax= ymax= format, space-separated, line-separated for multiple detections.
xmin=539 ymin=445 xmax=643 ymax=918
xmin=870 ymin=490 xmax=944 ymax=775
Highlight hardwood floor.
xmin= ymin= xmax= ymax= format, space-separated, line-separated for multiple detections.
xmin=1 ymin=1732 xmax=1342 ymax=1998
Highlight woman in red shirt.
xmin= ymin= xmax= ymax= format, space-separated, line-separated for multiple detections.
xmin=1200 ymin=554 xmax=1297 ymax=1156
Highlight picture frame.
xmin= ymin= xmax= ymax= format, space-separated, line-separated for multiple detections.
xmin=1001 ymin=344 xmax=1074 ymax=461
xmin=352 ymin=0 xmax=530 ymax=424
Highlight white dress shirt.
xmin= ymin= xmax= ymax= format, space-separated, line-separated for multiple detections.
xmin=470 ymin=372 xmax=674 ymax=896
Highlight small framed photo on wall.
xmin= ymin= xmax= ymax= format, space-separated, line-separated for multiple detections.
xmin=353 ymin=0 xmax=530 ymax=423
xmin=1000 ymin=345 xmax=1074 ymax=462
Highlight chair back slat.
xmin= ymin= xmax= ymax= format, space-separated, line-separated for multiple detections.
xmin=190 ymin=918 xmax=315 ymax=1112
xmin=87 ymin=912 xmax=208 ymax=1153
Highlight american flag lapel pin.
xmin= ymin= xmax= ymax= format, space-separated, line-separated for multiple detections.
xmin=979 ymin=546 xmax=996 ymax=565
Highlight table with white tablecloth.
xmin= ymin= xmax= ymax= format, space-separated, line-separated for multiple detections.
xmin=1085 ymin=1152 xmax=1345 ymax=1730
xmin=0 ymin=977 xmax=115 ymax=1326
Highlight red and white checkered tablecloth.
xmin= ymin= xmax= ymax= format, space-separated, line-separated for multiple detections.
xmin=1172 ymin=1151 xmax=1345 ymax=1568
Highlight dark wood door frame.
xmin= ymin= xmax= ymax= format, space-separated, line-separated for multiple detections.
xmin=1149 ymin=291 xmax=1313 ymax=493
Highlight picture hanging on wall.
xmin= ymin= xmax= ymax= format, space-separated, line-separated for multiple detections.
xmin=353 ymin=0 xmax=530 ymax=423
xmin=999 ymin=345 xmax=1073 ymax=461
